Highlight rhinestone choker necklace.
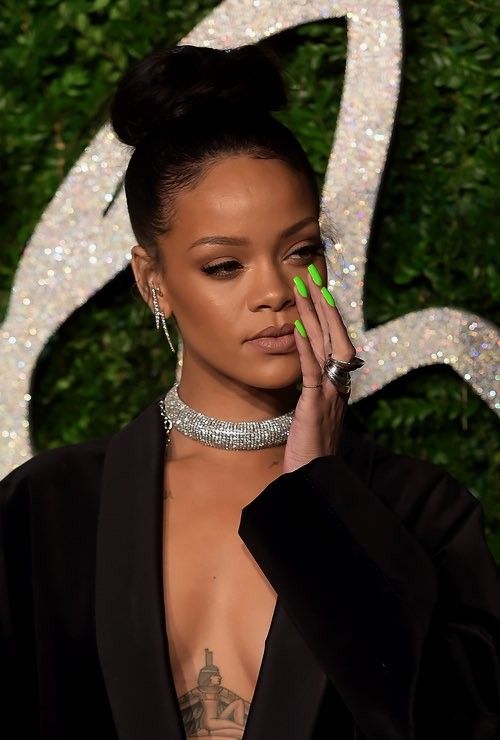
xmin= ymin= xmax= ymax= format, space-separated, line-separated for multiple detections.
xmin=159 ymin=381 xmax=295 ymax=450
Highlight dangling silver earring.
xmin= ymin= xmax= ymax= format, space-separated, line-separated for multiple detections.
xmin=150 ymin=283 xmax=175 ymax=354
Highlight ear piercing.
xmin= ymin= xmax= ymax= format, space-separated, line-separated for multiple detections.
xmin=150 ymin=283 xmax=176 ymax=354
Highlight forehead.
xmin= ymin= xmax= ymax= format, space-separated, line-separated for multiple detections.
xmin=171 ymin=155 xmax=314 ymax=235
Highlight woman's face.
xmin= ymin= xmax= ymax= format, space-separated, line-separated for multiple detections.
xmin=135 ymin=154 xmax=327 ymax=392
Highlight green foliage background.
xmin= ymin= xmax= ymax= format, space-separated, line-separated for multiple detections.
xmin=1 ymin=1 xmax=499 ymax=559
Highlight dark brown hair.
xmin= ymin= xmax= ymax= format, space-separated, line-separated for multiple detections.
xmin=110 ymin=43 xmax=320 ymax=270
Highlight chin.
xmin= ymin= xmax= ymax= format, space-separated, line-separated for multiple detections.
xmin=249 ymin=365 xmax=302 ymax=391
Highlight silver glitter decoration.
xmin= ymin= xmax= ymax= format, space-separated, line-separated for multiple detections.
xmin=160 ymin=381 xmax=294 ymax=450
xmin=1 ymin=0 xmax=498 ymax=476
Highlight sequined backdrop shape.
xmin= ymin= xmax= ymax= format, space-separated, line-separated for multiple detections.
xmin=1 ymin=0 xmax=498 ymax=476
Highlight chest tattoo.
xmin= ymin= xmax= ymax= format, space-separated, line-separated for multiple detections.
xmin=178 ymin=648 xmax=250 ymax=739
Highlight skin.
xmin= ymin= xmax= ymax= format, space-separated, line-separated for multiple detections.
xmin=131 ymin=154 xmax=356 ymax=472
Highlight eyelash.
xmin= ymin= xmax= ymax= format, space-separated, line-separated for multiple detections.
xmin=200 ymin=241 xmax=326 ymax=278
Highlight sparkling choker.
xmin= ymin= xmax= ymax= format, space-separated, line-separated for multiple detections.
xmin=159 ymin=381 xmax=295 ymax=450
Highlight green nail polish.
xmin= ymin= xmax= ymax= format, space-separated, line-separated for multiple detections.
xmin=321 ymin=286 xmax=336 ymax=307
xmin=293 ymin=275 xmax=309 ymax=298
xmin=294 ymin=319 xmax=307 ymax=337
xmin=307 ymin=263 xmax=323 ymax=286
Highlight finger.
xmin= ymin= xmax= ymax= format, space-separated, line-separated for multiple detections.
xmin=293 ymin=282 xmax=327 ymax=367
xmin=303 ymin=272 xmax=333 ymax=358
xmin=293 ymin=319 xmax=324 ymax=388
xmin=305 ymin=273 xmax=356 ymax=362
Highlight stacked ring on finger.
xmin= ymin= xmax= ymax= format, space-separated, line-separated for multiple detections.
xmin=323 ymin=355 xmax=365 ymax=396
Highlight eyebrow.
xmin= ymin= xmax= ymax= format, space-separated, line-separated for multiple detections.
xmin=188 ymin=216 xmax=318 ymax=250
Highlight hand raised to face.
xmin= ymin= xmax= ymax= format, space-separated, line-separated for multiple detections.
xmin=283 ymin=263 xmax=359 ymax=474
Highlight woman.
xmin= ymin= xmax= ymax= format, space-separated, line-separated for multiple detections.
xmin=1 ymin=43 xmax=499 ymax=740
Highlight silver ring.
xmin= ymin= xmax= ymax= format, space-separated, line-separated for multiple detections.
xmin=322 ymin=355 xmax=365 ymax=395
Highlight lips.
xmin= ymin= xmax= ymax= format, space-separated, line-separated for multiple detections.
xmin=248 ymin=323 xmax=295 ymax=340
xmin=248 ymin=333 xmax=297 ymax=353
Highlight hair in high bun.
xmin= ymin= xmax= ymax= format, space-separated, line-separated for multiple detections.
xmin=109 ymin=42 xmax=319 ymax=269
xmin=111 ymin=44 xmax=288 ymax=148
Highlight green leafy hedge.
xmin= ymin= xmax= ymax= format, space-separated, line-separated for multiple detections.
xmin=1 ymin=0 xmax=499 ymax=560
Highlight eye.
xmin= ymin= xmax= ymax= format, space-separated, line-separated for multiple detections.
xmin=200 ymin=240 xmax=326 ymax=278
xmin=200 ymin=259 xmax=242 ymax=277
xmin=290 ymin=241 xmax=326 ymax=261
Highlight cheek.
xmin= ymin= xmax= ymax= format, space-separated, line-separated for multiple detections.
xmin=172 ymin=284 xmax=241 ymax=341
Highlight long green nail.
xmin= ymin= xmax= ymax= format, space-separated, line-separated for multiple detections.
xmin=293 ymin=275 xmax=309 ymax=298
xmin=294 ymin=319 xmax=307 ymax=337
xmin=321 ymin=286 xmax=336 ymax=307
xmin=307 ymin=263 xmax=323 ymax=286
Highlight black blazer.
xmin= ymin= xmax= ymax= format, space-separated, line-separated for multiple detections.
xmin=1 ymin=394 xmax=499 ymax=740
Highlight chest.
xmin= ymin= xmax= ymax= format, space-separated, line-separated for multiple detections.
xmin=161 ymin=461 xmax=281 ymax=720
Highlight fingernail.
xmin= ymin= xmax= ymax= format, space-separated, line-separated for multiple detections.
xmin=294 ymin=319 xmax=308 ymax=337
xmin=307 ymin=263 xmax=323 ymax=286
xmin=321 ymin=286 xmax=336 ymax=307
xmin=293 ymin=275 xmax=309 ymax=298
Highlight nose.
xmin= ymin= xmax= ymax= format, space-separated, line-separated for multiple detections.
xmin=247 ymin=262 xmax=296 ymax=313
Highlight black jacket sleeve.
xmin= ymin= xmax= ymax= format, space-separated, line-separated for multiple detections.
xmin=0 ymin=438 xmax=113 ymax=740
xmin=238 ymin=448 xmax=500 ymax=739
xmin=411 ymin=468 xmax=500 ymax=737
xmin=0 ymin=461 xmax=40 ymax=738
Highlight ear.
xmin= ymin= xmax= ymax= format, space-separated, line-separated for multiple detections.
xmin=130 ymin=244 xmax=173 ymax=316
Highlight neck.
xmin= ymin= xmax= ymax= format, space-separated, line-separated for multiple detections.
xmin=166 ymin=429 xmax=288 ymax=471
xmin=176 ymin=374 xmax=300 ymax=422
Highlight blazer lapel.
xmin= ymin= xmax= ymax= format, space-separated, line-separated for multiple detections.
xmin=96 ymin=394 xmax=185 ymax=740
xmin=242 ymin=597 xmax=332 ymax=740
xmin=238 ymin=417 xmax=437 ymax=740
xmin=241 ymin=417 xmax=362 ymax=740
